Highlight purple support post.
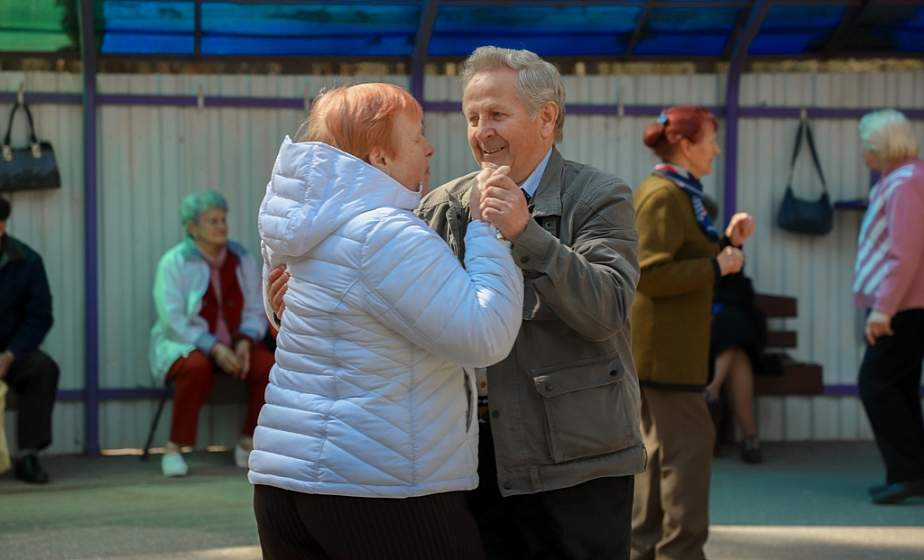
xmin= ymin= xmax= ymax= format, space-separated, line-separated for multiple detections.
xmin=722 ymin=0 xmax=770 ymax=224
xmin=79 ymin=0 xmax=100 ymax=456
xmin=723 ymin=76 xmax=741 ymax=225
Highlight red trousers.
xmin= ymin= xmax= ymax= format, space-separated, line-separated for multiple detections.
xmin=166 ymin=342 xmax=274 ymax=446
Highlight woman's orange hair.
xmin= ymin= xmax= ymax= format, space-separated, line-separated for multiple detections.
xmin=298 ymin=83 xmax=422 ymax=162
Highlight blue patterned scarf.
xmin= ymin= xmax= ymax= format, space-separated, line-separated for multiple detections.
xmin=653 ymin=163 xmax=720 ymax=241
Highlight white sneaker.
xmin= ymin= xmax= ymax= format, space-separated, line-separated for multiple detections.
xmin=234 ymin=443 xmax=251 ymax=469
xmin=161 ymin=451 xmax=188 ymax=477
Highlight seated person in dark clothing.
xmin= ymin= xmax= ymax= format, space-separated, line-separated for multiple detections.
xmin=0 ymin=196 xmax=60 ymax=484
xmin=706 ymin=270 xmax=766 ymax=464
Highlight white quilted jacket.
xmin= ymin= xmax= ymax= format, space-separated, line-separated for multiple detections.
xmin=249 ymin=138 xmax=523 ymax=498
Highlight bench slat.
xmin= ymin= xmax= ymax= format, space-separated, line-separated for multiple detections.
xmin=754 ymin=294 xmax=798 ymax=318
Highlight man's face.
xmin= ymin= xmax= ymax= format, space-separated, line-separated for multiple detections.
xmin=462 ymin=67 xmax=556 ymax=185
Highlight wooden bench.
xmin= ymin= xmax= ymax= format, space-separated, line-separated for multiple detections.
xmin=714 ymin=293 xmax=823 ymax=446
xmin=752 ymin=293 xmax=824 ymax=396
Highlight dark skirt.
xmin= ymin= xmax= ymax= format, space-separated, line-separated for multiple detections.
xmin=710 ymin=272 xmax=771 ymax=377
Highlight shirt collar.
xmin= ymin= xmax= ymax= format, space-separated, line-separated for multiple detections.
xmin=520 ymin=147 xmax=554 ymax=199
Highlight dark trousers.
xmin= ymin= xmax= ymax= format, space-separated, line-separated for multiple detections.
xmin=4 ymin=349 xmax=59 ymax=451
xmin=469 ymin=421 xmax=634 ymax=560
xmin=253 ymin=484 xmax=484 ymax=560
xmin=858 ymin=308 xmax=924 ymax=484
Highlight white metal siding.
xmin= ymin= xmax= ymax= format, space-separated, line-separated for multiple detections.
xmin=3 ymin=69 xmax=922 ymax=452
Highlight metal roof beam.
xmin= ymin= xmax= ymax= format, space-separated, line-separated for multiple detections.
xmin=411 ymin=0 xmax=440 ymax=102
xmin=624 ymin=0 xmax=654 ymax=58
xmin=824 ymin=0 xmax=872 ymax=54
xmin=728 ymin=0 xmax=772 ymax=66
xmin=194 ymin=0 xmax=202 ymax=57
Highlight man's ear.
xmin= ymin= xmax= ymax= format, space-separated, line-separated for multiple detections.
xmin=538 ymin=101 xmax=559 ymax=139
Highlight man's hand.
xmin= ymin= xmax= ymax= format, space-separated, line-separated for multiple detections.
xmin=865 ymin=310 xmax=893 ymax=346
xmin=234 ymin=339 xmax=252 ymax=379
xmin=0 ymin=350 xmax=14 ymax=380
xmin=212 ymin=343 xmax=243 ymax=378
xmin=267 ymin=265 xmax=289 ymax=319
xmin=725 ymin=212 xmax=755 ymax=247
xmin=480 ymin=165 xmax=529 ymax=241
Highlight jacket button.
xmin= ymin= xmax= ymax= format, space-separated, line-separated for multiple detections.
xmin=491 ymin=410 xmax=500 ymax=419
xmin=502 ymin=481 xmax=512 ymax=490
xmin=545 ymin=384 xmax=553 ymax=392
xmin=610 ymin=370 xmax=619 ymax=376
xmin=520 ymin=256 xmax=530 ymax=264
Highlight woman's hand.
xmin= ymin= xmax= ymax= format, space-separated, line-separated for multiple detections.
xmin=864 ymin=310 xmax=893 ymax=346
xmin=716 ymin=246 xmax=744 ymax=276
xmin=469 ymin=164 xmax=495 ymax=222
xmin=267 ymin=265 xmax=288 ymax=319
xmin=212 ymin=343 xmax=243 ymax=378
xmin=234 ymin=339 xmax=252 ymax=379
xmin=726 ymin=212 xmax=755 ymax=246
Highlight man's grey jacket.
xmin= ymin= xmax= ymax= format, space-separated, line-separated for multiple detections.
xmin=416 ymin=148 xmax=645 ymax=496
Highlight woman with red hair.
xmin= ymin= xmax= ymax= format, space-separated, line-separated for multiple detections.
xmin=630 ymin=106 xmax=755 ymax=559
xmin=250 ymin=83 xmax=523 ymax=559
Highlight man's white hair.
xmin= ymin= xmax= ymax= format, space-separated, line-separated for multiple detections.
xmin=461 ymin=46 xmax=566 ymax=142
xmin=858 ymin=109 xmax=919 ymax=163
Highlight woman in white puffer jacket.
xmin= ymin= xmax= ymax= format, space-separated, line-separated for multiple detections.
xmin=250 ymin=83 xmax=523 ymax=560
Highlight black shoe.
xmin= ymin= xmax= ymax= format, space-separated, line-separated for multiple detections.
xmin=740 ymin=436 xmax=762 ymax=464
xmin=14 ymin=454 xmax=50 ymax=484
xmin=871 ymin=479 xmax=924 ymax=505
xmin=868 ymin=483 xmax=889 ymax=496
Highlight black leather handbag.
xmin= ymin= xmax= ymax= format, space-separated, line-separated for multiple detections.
xmin=776 ymin=116 xmax=834 ymax=235
xmin=0 ymin=102 xmax=61 ymax=193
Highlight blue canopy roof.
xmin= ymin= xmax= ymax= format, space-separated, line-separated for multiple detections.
xmin=5 ymin=1 xmax=924 ymax=59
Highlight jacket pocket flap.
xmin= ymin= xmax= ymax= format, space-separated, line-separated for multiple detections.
xmin=531 ymin=355 xmax=623 ymax=398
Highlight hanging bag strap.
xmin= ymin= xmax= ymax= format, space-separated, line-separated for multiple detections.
xmin=3 ymin=102 xmax=41 ymax=161
xmin=785 ymin=114 xmax=829 ymax=194
xmin=785 ymin=118 xmax=805 ymax=189
xmin=802 ymin=117 xmax=829 ymax=194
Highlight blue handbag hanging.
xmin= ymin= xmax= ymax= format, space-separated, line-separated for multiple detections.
xmin=776 ymin=115 xmax=834 ymax=235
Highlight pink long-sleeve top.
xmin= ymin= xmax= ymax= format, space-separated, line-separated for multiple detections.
xmin=853 ymin=158 xmax=924 ymax=316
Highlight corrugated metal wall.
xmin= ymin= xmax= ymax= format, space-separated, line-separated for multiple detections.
xmin=3 ymin=69 xmax=922 ymax=453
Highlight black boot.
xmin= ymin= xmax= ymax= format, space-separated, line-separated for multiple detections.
xmin=740 ymin=435 xmax=763 ymax=464
xmin=14 ymin=453 xmax=50 ymax=484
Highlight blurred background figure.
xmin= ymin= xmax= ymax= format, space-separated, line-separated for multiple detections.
xmin=0 ymin=196 xmax=59 ymax=484
xmin=631 ymin=106 xmax=754 ymax=560
xmin=707 ymin=269 xmax=766 ymax=464
xmin=854 ymin=109 xmax=924 ymax=505
xmin=149 ymin=191 xmax=271 ymax=478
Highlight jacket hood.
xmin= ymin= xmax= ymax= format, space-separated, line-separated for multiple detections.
xmin=259 ymin=137 xmax=422 ymax=258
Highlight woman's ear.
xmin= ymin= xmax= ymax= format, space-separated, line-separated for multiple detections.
xmin=678 ymin=137 xmax=694 ymax=159
xmin=368 ymin=146 xmax=390 ymax=176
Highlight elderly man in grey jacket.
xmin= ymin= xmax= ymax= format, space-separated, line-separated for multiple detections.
xmin=421 ymin=46 xmax=642 ymax=560
xmin=269 ymin=46 xmax=642 ymax=559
